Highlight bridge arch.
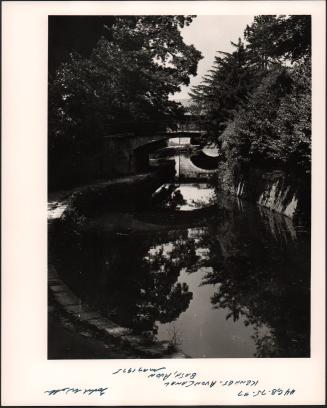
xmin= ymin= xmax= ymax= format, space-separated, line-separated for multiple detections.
xmin=133 ymin=131 xmax=205 ymax=172
xmin=101 ymin=131 xmax=207 ymax=176
xmin=189 ymin=151 xmax=221 ymax=170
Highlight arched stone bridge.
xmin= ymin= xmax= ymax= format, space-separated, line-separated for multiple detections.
xmin=101 ymin=131 xmax=206 ymax=176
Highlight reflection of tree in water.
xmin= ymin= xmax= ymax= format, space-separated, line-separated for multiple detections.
xmin=169 ymin=189 xmax=187 ymax=209
xmin=153 ymin=183 xmax=217 ymax=211
xmin=50 ymin=226 xmax=193 ymax=338
xmin=153 ymin=184 xmax=187 ymax=210
xmin=50 ymin=194 xmax=310 ymax=356
xmin=193 ymin=202 xmax=310 ymax=357
xmin=139 ymin=207 xmax=310 ymax=357
xmin=133 ymin=196 xmax=309 ymax=356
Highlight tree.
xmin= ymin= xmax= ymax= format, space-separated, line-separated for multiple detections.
xmin=49 ymin=15 xmax=202 ymax=188
xmin=219 ymin=67 xmax=293 ymax=167
xmin=244 ymin=15 xmax=311 ymax=63
xmin=48 ymin=16 xmax=116 ymax=75
xmin=219 ymin=61 xmax=311 ymax=175
xmin=189 ymin=39 xmax=259 ymax=140
xmin=244 ymin=15 xmax=284 ymax=70
xmin=190 ymin=14 xmax=311 ymax=178
xmin=273 ymin=61 xmax=311 ymax=172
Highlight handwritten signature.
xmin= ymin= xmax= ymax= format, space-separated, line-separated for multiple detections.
xmin=44 ymin=387 xmax=108 ymax=396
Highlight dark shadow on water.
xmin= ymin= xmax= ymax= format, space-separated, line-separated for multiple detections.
xmin=49 ymin=188 xmax=310 ymax=358
xmin=190 ymin=151 xmax=220 ymax=170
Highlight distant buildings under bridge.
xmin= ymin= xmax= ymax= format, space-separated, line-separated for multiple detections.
xmin=172 ymin=98 xmax=206 ymax=133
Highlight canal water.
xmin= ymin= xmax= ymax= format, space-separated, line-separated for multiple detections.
xmin=50 ymin=139 xmax=310 ymax=358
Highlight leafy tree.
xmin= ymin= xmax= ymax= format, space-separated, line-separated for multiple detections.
xmin=190 ymin=14 xmax=311 ymax=178
xmin=244 ymin=15 xmax=311 ymax=64
xmin=244 ymin=15 xmax=284 ymax=70
xmin=219 ymin=61 xmax=311 ymax=175
xmin=189 ymin=39 xmax=258 ymax=140
xmin=49 ymin=16 xmax=202 ymax=188
xmin=49 ymin=16 xmax=116 ymax=75
xmin=219 ymin=67 xmax=293 ymax=167
xmin=273 ymin=61 xmax=311 ymax=172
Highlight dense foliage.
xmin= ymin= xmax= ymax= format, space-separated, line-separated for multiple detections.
xmin=49 ymin=16 xmax=202 ymax=188
xmin=189 ymin=15 xmax=311 ymax=177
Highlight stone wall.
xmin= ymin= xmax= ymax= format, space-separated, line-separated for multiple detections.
xmin=217 ymin=164 xmax=310 ymax=221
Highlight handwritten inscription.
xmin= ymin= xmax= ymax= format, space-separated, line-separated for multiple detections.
xmin=113 ymin=366 xmax=166 ymax=375
xmin=112 ymin=367 xmax=297 ymax=398
xmin=44 ymin=367 xmax=297 ymax=399
xmin=221 ymin=379 xmax=259 ymax=387
xmin=113 ymin=367 xmax=214 ymax=389
xmin=44 ymin=387 xmax=108 ymax=396
xmin=219 ymin=379 xmax=296 ymax=397
xmin=238 ymin=388 xmax=296 ymax=398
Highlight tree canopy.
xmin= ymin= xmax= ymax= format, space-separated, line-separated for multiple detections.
xmin=189 ymin=15 xmax=311 ymax=177
xmin=49 ymin=15 xmax=202 ymax=188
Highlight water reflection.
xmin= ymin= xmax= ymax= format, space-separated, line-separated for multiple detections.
xmin=150 ymin=138 xmax=216 ymax=180
xmin=50 ymin=191 xmax=310 ymax=357
xmin=168 ymin=137 xmax=191 ymax=146
xmin=153 ymin=183 xmax=216 ymax=211
xmin=195 ymin=197 xmax=310 ymax=357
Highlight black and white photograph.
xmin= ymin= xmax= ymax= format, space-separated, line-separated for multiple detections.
xmin=47 ymin=14 xmax=311 ymax=359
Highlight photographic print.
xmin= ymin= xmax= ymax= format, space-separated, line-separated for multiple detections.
xmin=3 ymin=0 xmax=326 ymax=405
xmin=47 ymin=14 xmax=311 ymax=359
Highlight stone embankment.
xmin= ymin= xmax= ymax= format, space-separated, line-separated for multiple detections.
xmin=217 ymin=165 xmax=310 ymax=221
xmin=49 ymin=265 xmax=186 ymax=358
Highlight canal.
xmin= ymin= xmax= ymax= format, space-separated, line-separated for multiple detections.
xmin=49 ymin=138 xmax=310 ymax=358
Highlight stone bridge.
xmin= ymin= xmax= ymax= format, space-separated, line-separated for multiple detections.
xmin=101 ymin=131 xmax=206 ymax=176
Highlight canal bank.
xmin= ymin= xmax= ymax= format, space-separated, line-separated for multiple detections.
xmin=49 ymin=264 xmax=187 ymax=358
xmin=216 ymin=163 xmax=310 ymax=222
xmin=48 ymin=170 xmax=188 ymax=358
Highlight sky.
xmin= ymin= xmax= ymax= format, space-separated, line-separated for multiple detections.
xmin=170 ymin=15 xmax=256 ymax=100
